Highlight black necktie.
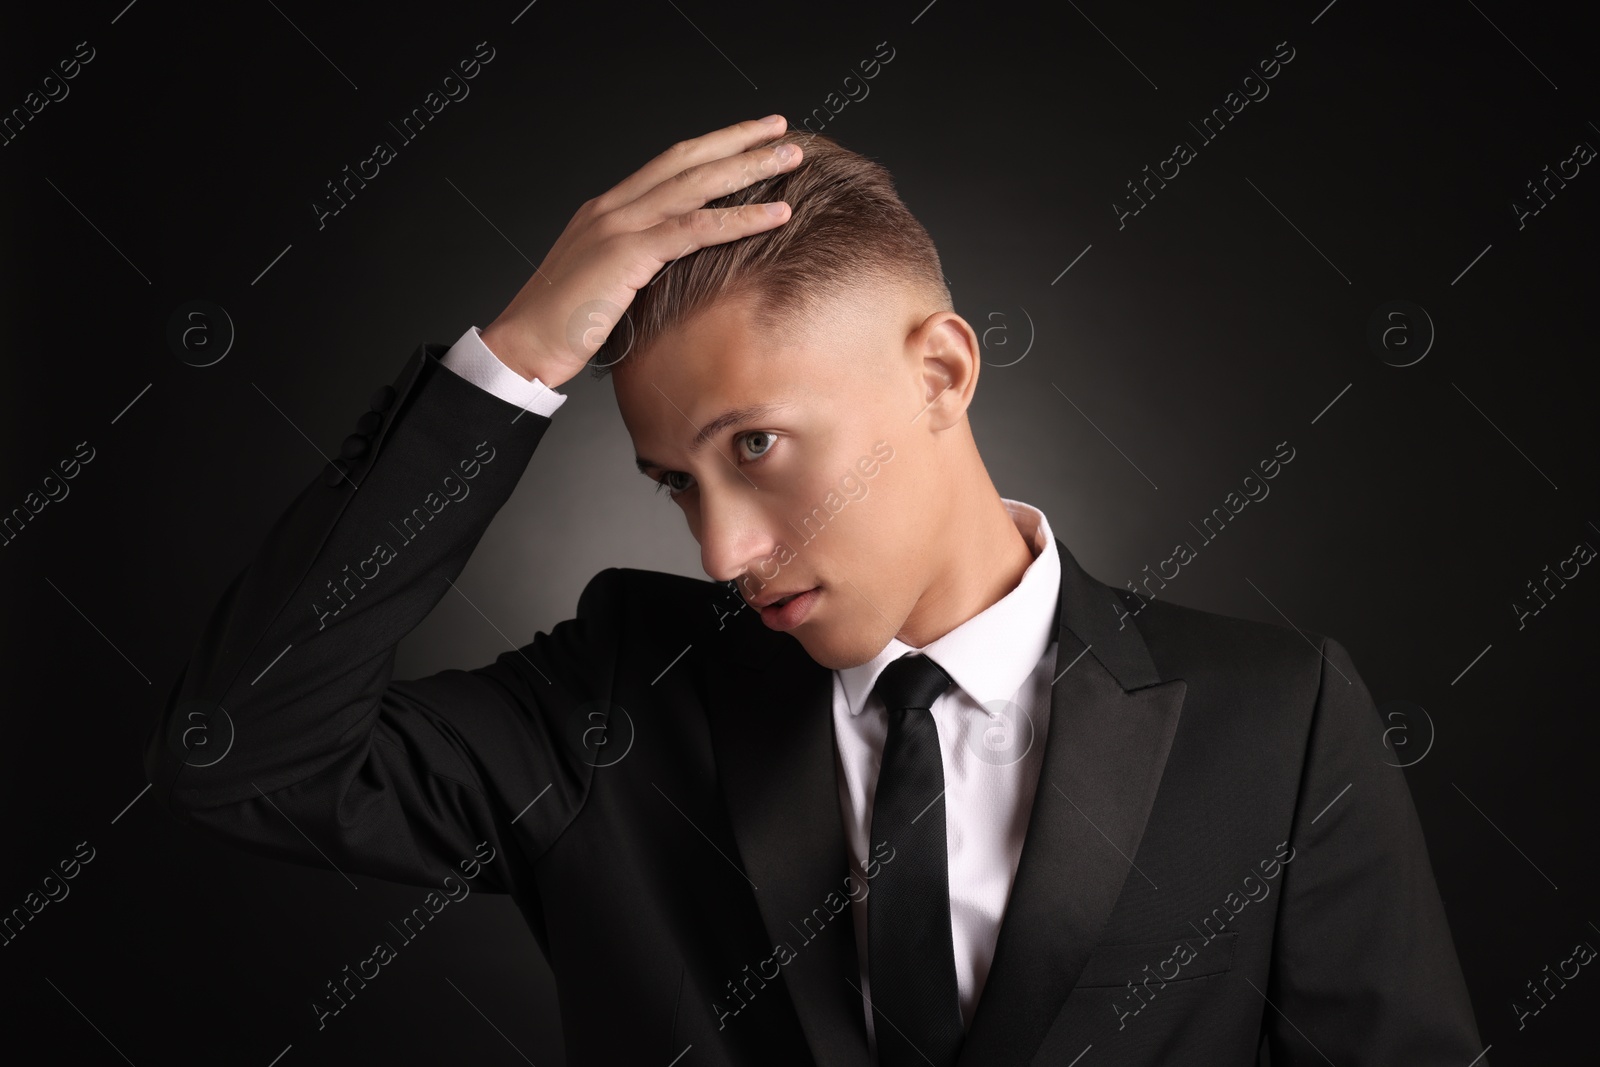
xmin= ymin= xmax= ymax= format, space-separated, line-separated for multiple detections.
xmin=867 ymin=652 xmax=963 ymax=1067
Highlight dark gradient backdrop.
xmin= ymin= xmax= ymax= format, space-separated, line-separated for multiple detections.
xmin=3 ymin=0 xmax=1596 ymax=1063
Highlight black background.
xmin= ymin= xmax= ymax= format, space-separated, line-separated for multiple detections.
xmin=3 ymin=0 xmax=1596 ymax=1063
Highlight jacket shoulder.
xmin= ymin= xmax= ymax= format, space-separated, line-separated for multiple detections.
xmin=578 ymin=565 xmax=730 ymax=626
xmin=1122 ymin=588 xmax=1337 ymax=697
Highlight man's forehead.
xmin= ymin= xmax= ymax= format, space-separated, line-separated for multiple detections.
xmin=615 ymin=283 xmax=909 ymax=464
xmin=614 ymin=301 xmax=827 ymax=407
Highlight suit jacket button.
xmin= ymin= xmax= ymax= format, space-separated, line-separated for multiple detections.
xmin=355 ymin=411 xmax=382 ymax=435
xmin=340 ymin=434 xmax=369 ymax=460
xmin=369 ymin=385 xmax=396 ymax=413
xmin=322 ymin=459 xmax=350 ymax=487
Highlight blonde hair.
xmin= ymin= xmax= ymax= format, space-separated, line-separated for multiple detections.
xmin=590 ymin=129 xmax=951 ymax=376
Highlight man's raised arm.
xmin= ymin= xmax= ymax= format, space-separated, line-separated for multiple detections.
xmin=142 ymin=115 xmax=807 ymax=895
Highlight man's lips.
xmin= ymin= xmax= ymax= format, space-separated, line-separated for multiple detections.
xmin=755 ymin=587 xmax=822 ymax=631
xmin=750 ymin=586 xmax=819 ymax=609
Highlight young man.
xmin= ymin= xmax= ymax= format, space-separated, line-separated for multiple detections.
xmin=146 ymin=117 xmax=1489 ymax=1065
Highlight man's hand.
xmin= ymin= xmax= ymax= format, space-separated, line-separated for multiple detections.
xmin=480 ymin=115 xmax=802 ymax=389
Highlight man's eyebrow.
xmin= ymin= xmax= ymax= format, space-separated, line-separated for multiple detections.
xmin=634 ymin=402 xmax=791 ymax=473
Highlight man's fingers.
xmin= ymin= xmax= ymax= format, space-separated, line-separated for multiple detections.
xmin=595 ymin=115 xmax=788 ymax=214
xmin=615 ymin=140 xmax=801 ymax=231
xmin=479 ymin=118 xmax=796 ymax=386
xmin=641 ymin=201 xmax=791 ymax=261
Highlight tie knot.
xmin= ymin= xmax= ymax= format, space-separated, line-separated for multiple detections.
xmin=873 ymin=653 xmax=954 ymax=713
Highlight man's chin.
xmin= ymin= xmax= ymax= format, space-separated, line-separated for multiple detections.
xmin=790 ymin=627 xmax=883 ymax=672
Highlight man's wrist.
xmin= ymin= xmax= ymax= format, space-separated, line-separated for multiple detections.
xmin=480 ymin=323 xmax=577 ymax=391
xmin=440 ymin=327 xmax=567 ymax=417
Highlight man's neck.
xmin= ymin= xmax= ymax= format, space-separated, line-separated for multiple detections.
xmin=896 ymin=489 xmax=1035 ymax=648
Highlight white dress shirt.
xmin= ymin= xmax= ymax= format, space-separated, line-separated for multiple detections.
xmin=832 ymin=501 xmax=1059 ymax=1055
xmin=438 ymin=328 xmax=1062 ymax=1058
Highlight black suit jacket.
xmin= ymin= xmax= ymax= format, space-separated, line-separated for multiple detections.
xmin=146 ymin=344 xmax=1488 ymax=1065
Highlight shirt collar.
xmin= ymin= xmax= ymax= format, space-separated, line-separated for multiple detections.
xmin=837 ymin=499 xmax=1060 ymax=720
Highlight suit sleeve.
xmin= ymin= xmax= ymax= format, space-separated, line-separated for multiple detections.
xmin=143 ymin=342 xmax=619 ymax=899
xmin=1263 ymin=637 xmax=1489 ymax=1065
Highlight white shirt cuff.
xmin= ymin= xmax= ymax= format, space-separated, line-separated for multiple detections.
xmin=439 ymin=326 xmax=568 ymax=417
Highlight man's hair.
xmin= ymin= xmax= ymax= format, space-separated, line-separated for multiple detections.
xmin=588 ymin=129 xmax=952 ymax=377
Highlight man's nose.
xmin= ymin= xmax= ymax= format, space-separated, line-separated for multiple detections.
xmin=697 ymin=489 xmax=776 ymax=586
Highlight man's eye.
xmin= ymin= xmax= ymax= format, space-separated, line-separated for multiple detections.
xmin=654 ymin=471 xmax=694 ymax=496
xmin=653 ymin=431 xmax=779 ymax=499
xmin=738 ymin=430 xmax=777 ymax=461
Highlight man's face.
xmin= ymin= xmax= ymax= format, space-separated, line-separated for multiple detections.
xmin=612 ymin=284 xmax=948 ymax=670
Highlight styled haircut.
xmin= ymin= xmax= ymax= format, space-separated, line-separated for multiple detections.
xmin=588 ymin=129 xmax=952 ymax=377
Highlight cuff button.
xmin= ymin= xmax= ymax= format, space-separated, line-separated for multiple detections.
xmin=369 ymin=385 xmax=396 ymax=413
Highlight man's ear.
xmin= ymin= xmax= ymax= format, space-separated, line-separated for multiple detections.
xmin=910 ymin=311 xmax=980 ymax=429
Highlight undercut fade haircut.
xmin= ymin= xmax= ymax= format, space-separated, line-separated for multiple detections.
xmin=588 ymin=129 xmax=952 ymax=377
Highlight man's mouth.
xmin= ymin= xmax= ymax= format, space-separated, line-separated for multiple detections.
xmin=752 ymin=586 xmax=818 ymax=609
xmin=754 ymin=586 xmax=822 ymax=631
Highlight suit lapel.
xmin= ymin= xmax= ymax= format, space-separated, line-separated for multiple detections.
xmin=700 ymin=603 xmax=872 ymax=1067
xmin=955 ymin=541 xmax=1186 ymax=1066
